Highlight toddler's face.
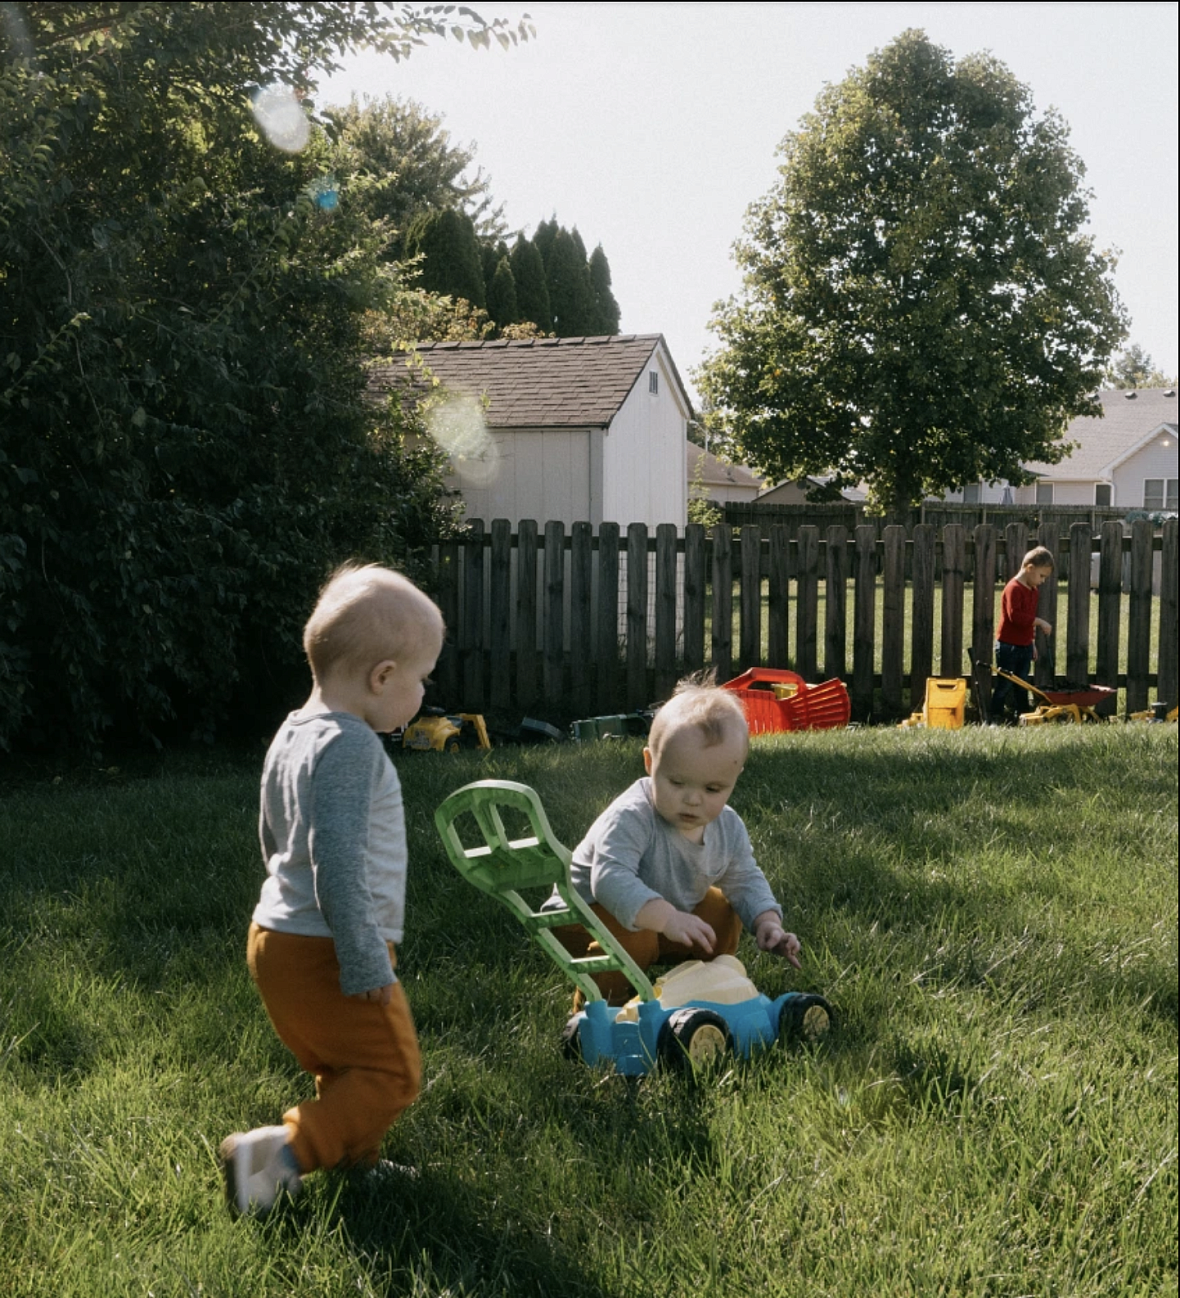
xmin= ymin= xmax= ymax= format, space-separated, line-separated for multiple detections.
xmin=368 ymin=635 xmax=441 ymax=733
xmin=644 ymin=725 xmax=746 ymax=842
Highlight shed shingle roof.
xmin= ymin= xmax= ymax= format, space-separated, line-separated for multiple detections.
xmin=369 ymin=334 xmax=688 ymax=429
xmin=1026 ymin=388 xmax=1179 ymax=478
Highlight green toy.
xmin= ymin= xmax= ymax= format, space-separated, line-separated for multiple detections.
xmin=434 ymin=780 xmax=834 ymax=1075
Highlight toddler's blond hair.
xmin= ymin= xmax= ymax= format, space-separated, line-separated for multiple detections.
xmin=303 ymin=563 xmax=443 ymax=684
xmin=647 ymin=677 xmax=749 ymax=761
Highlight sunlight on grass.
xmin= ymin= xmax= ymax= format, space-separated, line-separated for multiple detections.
xmin=1 ymin=728 xmax=1175 ymax=1296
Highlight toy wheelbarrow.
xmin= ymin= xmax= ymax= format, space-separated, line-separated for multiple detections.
xmin=434 ymin=780 xmax=834 ymax=1077
xmin=992 ymin=667 xmax=1116 ymax=724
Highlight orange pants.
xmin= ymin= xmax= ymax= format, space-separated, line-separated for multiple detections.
xmin=553 ymin=887 xmax=742 ymax=1003
xmin=247 ymin=923 xmax=421 ymax=1174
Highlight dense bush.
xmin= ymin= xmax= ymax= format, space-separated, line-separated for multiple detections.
xmin=0 ymin=3 xmax=537 ymax=753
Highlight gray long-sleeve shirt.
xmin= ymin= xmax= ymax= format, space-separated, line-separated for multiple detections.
xmin=253 ymin=709 xmax=405 ymax=996
xmin=566 ymin=778 xmax=782 ymax=932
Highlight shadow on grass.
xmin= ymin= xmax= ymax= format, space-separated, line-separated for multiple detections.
xmin=324 ymin=1167 xmax=625 ymax=1298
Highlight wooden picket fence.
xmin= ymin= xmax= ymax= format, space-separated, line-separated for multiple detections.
xmin=427 ymin=518 xmax=1179 ymax=723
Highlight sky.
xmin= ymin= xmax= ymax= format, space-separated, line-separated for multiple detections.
xmin=318 ymin=2 xmax=1179 ymax=404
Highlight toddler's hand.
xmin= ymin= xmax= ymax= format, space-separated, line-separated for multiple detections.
xmin=353 ymin=983 xmax=394 ymax=1006
xmin=756 ymin=920 xmax=802 ymax=968
xmin=662 ymin=910 xmax=716 ymax=954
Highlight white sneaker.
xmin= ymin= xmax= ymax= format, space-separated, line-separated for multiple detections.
xmin=219 ymin=1125 xmax=302 ymax=1216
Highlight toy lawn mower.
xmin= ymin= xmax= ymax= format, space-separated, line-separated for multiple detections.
xmin=992 ymin=669 xmax=1116 ymax=725
xmin=434 ymin=780 xmax=834 ymax=1077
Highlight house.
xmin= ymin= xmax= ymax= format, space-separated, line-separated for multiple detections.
xmin=686 ymin=442 xmax=764 ymax=504
xmin=370 ymin=334 xmax=693 ymax=529
xmin=944 ymin=388 xmax=1178 ymax=510
xmin=754 ymin=476 xmax=866 ymax=504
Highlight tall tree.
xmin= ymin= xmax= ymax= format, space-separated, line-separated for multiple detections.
xmin=589 ymin=244 xmax=621 ymax=335
xmin=327 ymin=94 xmax=505 ymax=255
xmin=1106 ymin=344 xmax=1176 ymax=389
xmin=486 ymin=256 xmax=520 ymax=329
xmin=405 ymin=207 xmax=486 ymax=308
xmin=0 ymin=1 xmax=531 ymax=753
xmin=698 ymin=30 xmax=1127 ymax=512
xmin=546 ymin=226 xmax=596 ymax=336
xmin=510 ymin=234 xmax=551 ymax=331
xmin=532 ymin=216 xmax=559 ymax=272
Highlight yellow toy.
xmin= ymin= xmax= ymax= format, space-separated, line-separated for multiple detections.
xmin=401 ymin=708 xmax=491 ymax=752
xmin=989 ymin=668 xmax=1116 ymax=725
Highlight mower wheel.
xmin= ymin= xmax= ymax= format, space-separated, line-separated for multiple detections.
xmin=445 ymin=739 xmax=461 ymax=753
xmin=778 ymin=994 xmax=834 ymax=1046
xmin=658 ymin=1008 xmax=732 ymax=1072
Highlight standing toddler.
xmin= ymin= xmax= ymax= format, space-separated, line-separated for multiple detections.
xmin=220 ymin=563 xmax=443 ymax=1216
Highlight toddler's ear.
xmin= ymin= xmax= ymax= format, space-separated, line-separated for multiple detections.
xmin=643 ymin=747 xmax=653 ymax=774
xmin=371 ymin=659 xmax=397 ymax=691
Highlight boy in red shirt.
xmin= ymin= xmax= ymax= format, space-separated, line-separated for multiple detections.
xmin=991 ymin=545 xmax=1055 ymax=722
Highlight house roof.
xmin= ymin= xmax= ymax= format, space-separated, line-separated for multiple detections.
xmin=369 ymin=334 xmax=693 ymax=430
xmin=1024 ymin=388 xmax=1179 ymax=479
xmin=687 ymin=442 xmax=764 ymax=490
xmin=756 ymin=475 xmax=867 ymax=503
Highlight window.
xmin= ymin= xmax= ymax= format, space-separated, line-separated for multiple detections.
xmin=1144 ymin=478 xmax=1179 ymax=510
xmin=1094 ymin=483 xmax=1112 ymax=507
xmin=1035 ymin=482 xmax=1054 ymax=505
xmin=962 ymin=482 xmax=981 ymax=504
xmin=648 ymin=371 xmax=659 ymax=395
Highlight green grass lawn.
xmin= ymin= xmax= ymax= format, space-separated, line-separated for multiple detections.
xmin=1 ymin=726 xmax=1176 ymax=1297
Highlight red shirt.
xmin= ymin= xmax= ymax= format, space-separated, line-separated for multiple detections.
xmin=997 ymin=575 xmax=1040 ymax=647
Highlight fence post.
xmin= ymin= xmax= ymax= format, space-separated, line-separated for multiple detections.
xmin=683 ymin=523 xmax=705 ymax=672
xmin=627 ymin=523 xmax=649 ymax=709
xmin=739 ymin=524 xmax=762 ymax=674
xmin=543 ymin=521 xmax=565 ymax=706
xmin=489 ymin=519 xmax=512 ymax=711
xmin=1159 ymin=519 xmax=1178 ymax=709
xmin=768 ymin=523 xmax=790 ymax=668
xmin=596 ymin=521 xmax=620 ymax=712
xmin=436 ymin=536 xmax=460 ymax=702
xmin=1004 ymin=521 xmax=1028 ymax=581
xmin=1126 ymin=519 xmax=1154 ymax=714
xmin=570 ymin=521 xmax=593 ymax=718
xmin=824 ymin=525 xmax=848 ymax=682
xmin=940 ymin=524 xmax=965 ymax=678
xmin=971 ymin=524 xmax=996 ymax=709
xmin=1034 ymin=520 xmax=1060 ymax=689
xmin=1095 ymin=520 xmax=1123 ymax=700
xmin=796 ymin=525 xmax=819 ymax=680
xmin=515 ymin=519 xmax=538 ymax=711
xmin=711 ymin=525 xmax=733 ymax=684
xmin=1066 ymin=522 xmax=1091 ymax=687
xmin=881 ymin=525 xmax=906 ymax=715
xmin=655 ymin=523 xmax=678 ymax=700
xmin=462 ymin=519 xmax=485 ymax=708
xmin=910 ymin=524 xmax=935 ymax=712
xmin=852 ymin=525 xmax=877 ymax=720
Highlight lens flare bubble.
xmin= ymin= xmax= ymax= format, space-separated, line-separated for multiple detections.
xmin=251 ymin=86 xmax=310 ymax=154
xmin=426 ymin=394 xmax=500 ymax=487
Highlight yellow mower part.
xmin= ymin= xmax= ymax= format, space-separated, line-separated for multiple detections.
xmin=1018 ymin=704 xmax=1094 ymax=725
